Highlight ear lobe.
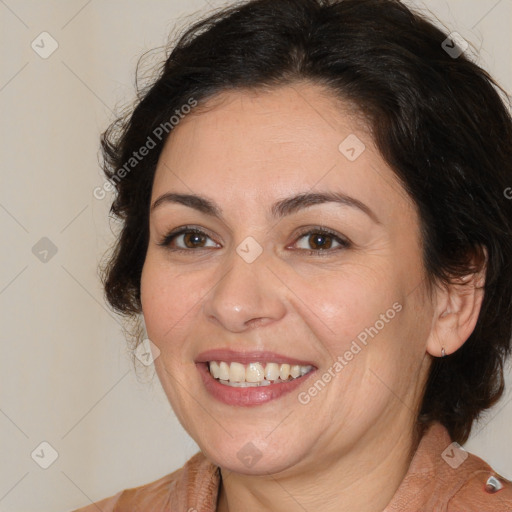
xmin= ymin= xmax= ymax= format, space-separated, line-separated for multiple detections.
xmin=426 ymin=248 xmax=487 ymax=357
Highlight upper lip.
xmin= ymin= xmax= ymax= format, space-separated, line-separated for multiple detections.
xmin=195 ymin=349 xmax=316 ymax=367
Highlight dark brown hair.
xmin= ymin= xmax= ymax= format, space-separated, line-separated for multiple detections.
xmin=100 ymin=0 xmax=512 ymax=444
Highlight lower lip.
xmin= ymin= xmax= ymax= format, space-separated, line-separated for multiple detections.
xmin=197 ymin=363 xmax=316 ymax=406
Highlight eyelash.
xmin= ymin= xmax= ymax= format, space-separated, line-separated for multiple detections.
xmin=157 ymin=225 xmax=351 ymax=256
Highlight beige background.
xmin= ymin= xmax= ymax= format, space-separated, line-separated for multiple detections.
xmin=0 ymin=1 xmax=511 ymax=511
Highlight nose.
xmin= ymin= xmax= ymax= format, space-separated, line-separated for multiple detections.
xmin=202 ymin=247 xmax=286 ymax=333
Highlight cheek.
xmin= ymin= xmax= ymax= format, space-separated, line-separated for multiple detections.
xmin=293 ymin=263 xmax=400 ymax=349
xmin=140 ymin=257 xmax=205 ymax=349
xmin=295 ymin=268 xmax=426 ymax=409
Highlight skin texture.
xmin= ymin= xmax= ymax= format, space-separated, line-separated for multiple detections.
xmin=140 ymin=83 xmax=485 ymax=512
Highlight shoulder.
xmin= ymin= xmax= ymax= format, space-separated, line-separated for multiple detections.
xmin=70 ymin=490 xmax=123 ymax=512
xmin=69 ymin=471 xmax=179 ymax=512
xmin=69 ymin=451 xmax=220 ymax=512
xmin=446 ymin=447 xmax=512 ymax=510
xmin=421 ymin=422 xmax=512 ymax=510
xmin=386 ymin=422 xmax=512 ymax=511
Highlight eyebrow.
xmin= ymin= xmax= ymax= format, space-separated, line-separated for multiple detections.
xmin=151 ymin=191 xmax=380 ymax=224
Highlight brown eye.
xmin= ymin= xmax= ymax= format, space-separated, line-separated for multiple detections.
xmin=158 ymin=228 xmax=219 ymax=250
xmin=182 ymin=232 xmax=208 ymax=248
xmin=308 ymin=233 xmax=333 ymax=250
xmin=293 ymin=228 xmax=350 ymax=254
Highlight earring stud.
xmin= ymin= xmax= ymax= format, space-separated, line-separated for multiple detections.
xmin=441 ymin=347 xmax=446 ymax=358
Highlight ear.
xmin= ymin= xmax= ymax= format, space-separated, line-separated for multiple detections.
xmin=426 ymin=247 xmax=487 ymax=358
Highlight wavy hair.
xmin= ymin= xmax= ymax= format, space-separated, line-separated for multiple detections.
xmin=99 ymin=0 xmax=512 ymax=444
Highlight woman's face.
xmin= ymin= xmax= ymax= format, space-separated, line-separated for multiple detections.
xmin=141 ymin=83 xmax=436 ymax=475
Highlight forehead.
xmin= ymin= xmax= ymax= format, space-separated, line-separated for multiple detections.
xmin=151 ymin=84 xmax=413 ymax=222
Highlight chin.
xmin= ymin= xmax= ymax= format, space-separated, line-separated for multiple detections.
xmin=209 ymin=450 xmax=298 ymax=476
xmin=198 ymin=433 xmax=308 ymax=476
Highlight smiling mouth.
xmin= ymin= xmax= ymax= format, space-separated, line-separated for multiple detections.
xmin=208 ymin=361 xmax=314 ymax=387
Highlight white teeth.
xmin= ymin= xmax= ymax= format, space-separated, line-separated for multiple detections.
xmin=290 ymin=365 xmax=301 ymax=378
xmin=222 ymin=379 xmax=272 ymax=388
xmin=264 ymin=362 xmax=280 ymax=381
xmin=300 ymin=365 xmax=310 ymax=376
xmin=229 ymin=362 xmax=246 ymax=382
xmin=218 ymin=361 xmax=230 ymax=381
xmin=245 ymin=362 xmax=265 ymax=383
xmin=279 ymin=363 xmax=291 ymax=380
xmin=209 ymin=361 xmax=220 ymax=379
xmin=207 ymin=361 xmax=313 ymax=386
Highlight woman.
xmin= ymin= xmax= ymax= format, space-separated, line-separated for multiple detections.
xmin=74 ymin=0 xmax=512 ymax=510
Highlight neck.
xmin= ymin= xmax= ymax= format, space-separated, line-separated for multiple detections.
xmin=216 ymin=418 xmax=422 ymax=512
